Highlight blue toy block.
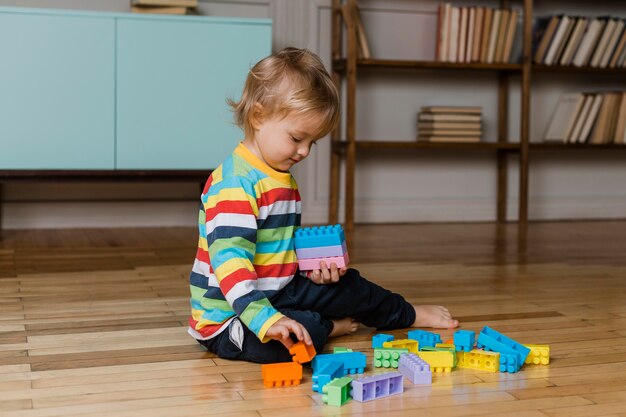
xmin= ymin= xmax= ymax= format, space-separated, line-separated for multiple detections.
xmin=311 ymin=352 xmax=366 ymax=375
xmin=372 ymin=333 xmax=394 ymax=349
xmin=498 ymin=352 xmax=520 ymax=373
xmin=350 ymin=372 xmax=403 ymax=402
xmin=312 ymin=361 xmax=344 ymax=393
xmin=453 ymin=330 xmax=476 ymax=352
xmin=294 ymin=224 xmax=345 ymax=249
xmin=408 ymin=329 xmax=442 ymax=349
xmin=398 ymin=353 xmax=432 ymax=385
xmin=295 ymin=241 xmax=348 ymax=259
xmin=476 ymin=326 xmax=530 ymax=368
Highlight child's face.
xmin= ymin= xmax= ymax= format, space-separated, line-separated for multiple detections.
xmin=247 ymin=110 xmax=325 ymax=172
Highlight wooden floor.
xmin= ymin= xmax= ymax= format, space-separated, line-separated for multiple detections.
xmin=1 ymin=221 xmax=626 ymax=416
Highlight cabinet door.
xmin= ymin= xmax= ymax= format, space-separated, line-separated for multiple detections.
xmin=116 ymin=18 xmax=272 ymax=170
xmin=0 ymin=12 xmax=115 ymax=169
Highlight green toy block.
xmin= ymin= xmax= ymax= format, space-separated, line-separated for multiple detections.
xmin=333 ymin=347 xmax=353 ymax=353
xmin=322 ymin=376 xmax=353 ymax=406
xmin=373 ymin=348 xmax=409 ymax=368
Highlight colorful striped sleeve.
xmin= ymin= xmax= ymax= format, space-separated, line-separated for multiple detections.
xmin=204 ymin=175 xmax=284 ymax=342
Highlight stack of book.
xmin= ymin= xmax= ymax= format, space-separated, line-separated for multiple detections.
xmin=436 ymin=4 xmax=521 ymax=64
xmin=417 ymin=106 xmax=482 ymax=143
xmin=533 ymin=15 xmax=626 ymax=67
xmin=543 ymin=91 xmax=626 ymax=144
xmin=131 ymin=0 xmax=197 ymax=15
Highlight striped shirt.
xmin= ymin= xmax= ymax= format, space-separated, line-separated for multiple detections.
xmin=188 ymin=142 xmax=301 ymax=342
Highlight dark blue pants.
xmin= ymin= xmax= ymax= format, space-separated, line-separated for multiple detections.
xmin=198 ymin=268 xmax=416 ymax=364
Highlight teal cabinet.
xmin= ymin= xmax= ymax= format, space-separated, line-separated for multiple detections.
xmin=0 ymin=8 xmax=272 ymax=171
xmin=116 ymin=18 xmax=271 ymax=169
xmin=0 ymin=11 xmax=115 ymax=169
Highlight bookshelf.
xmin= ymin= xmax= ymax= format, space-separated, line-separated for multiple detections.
xmin=329 ymin=0 xmax=626 ymax=236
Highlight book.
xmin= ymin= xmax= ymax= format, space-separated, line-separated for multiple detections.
xmin=605 ymin=92 xmax=622 ymax=141
xmin=543 ymin=93 xmax=584 ymax=142
xmin=418 ymin=135 xmax=481 ymax=143
xmin=578 ymin=94 xmax=604 ymax=142
xmin=479 ymin=8 xmax=494 ymax=62
xmin=419 ymin=113 xmax=482 ymax=122
xmin=494 ymin=9 xmax=510 ymax=63
xmin=418 ymin=130 xmax=483 ymax=136
xmin=609 ymin=26 xmax=626 ymax=68
xmin=131 ymin=5 xmax=187 ymax=14
xmin=486 ymin=9 xmax=502 ymax=63
xmin=600 ymin=20 xmax=625 ymax=68
xmin=501 ymin=9 xmax=519 ymax=63
xmin=448 ymin=6 xmax=460 ymax=62
xmin=590 ymin=19 xmax=618 ymax=67
xmin=615 ymin=93 xmax=626 ymax=143
xmin=543 ymin=15 xmax=571 ymax=65
xmin=534 ymin=15 xmax=561 ymax=64
xmin=559 ymin=18 xmax=588 ymax=66
xmin=471 ymin=7 xmax=484 ymax=62
xmin=551 ymin=16 xmax=577 ymax=65
xmin=508 ymin=13 xmax=524 ymax=64
xmin=572 ymin=18 xmax=604 ymax=67
xmin=132 ymin=0 xmax=197 ymax=6
xmin=465 ymin=7 xmax=476 ymax=63
xmin=418 ymin=122 xmax=483 ymax=130
xmin=458 ymin=7 xmax=468 ymax=63
xmin=589 ymin=93 xmax=615 ymax=143
xmin=354 ymin=4 xmax=371 ymax=59
xmin=420 ymin=106 xmax=482 ymax=114
xmin=567 ymin=94 xmax=593 ymax=142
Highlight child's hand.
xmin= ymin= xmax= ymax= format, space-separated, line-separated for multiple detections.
xmin=265 ymin=316 xmax=313 ymax=349
xmin=307 ymin=261 xmax=348 ymax=285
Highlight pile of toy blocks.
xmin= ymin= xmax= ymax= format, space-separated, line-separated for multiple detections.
xmin=261 ymin=326 xmax=549 ymax=407
xmin=294 ymin=224 xmax=349 ymax=271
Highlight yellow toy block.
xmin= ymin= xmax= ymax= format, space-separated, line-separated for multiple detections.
xmin=457 ymin=349 xmax=500 ymax=372
xmin=383 ymin=339 xmax=419 ymax=354
xmin=417 ymin=350 xmax=454 ymax=372
xmin=524 ymin=344 xmax=550 ymax=365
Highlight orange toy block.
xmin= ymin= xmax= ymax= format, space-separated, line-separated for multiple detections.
xmin=261 ymin=362 xmax=303 ymax=388
xmin=289 ymin=341 xmax=317 ymax=364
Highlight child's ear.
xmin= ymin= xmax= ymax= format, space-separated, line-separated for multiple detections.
xmin=250 ymin=103 xmax=265 ymax=131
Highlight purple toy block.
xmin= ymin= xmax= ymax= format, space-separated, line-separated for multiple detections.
xmin=295 ymin=241 xmax=348 ymax=259
xmin=350 ymin=372 xmax=403 ymax=402
xmin=398 ymin=353 xmax=432 ymax=385
xmin=298 ymin=252 xmax=349 ymax=271
xmin=372 ymin=333 xmax=394 ymax=348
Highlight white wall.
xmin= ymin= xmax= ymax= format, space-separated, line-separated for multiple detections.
xmin=2 ymin=0 xmax=626 ymax=228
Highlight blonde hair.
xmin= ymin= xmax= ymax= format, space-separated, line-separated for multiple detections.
xmin=228 ymin=47 xmax=339 ymax=139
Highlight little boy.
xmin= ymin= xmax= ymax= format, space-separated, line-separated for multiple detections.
xmin=188 ymin=47 xmax=458 ymax=364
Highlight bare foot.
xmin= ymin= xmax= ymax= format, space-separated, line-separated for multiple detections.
xmin=329 ymin=317 xmax=359 ymax=337
xmin=412 ymin=305 xmax=459 ymax=329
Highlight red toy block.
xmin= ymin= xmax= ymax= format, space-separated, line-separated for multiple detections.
xmin=298 ymin=252 xmax=349 ymax=271
xmin=261 ymin=362 xmax=303 ymax=388
xmin=289 ymin=341 xmax=317 ymax=363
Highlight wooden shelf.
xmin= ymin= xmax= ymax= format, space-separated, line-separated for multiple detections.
xmin=530 ymin=143 xmax=626 ymax=150
xmin=334 ymin=141 xmax=520 ymax=151
xmin=532 ymin=65 xmax=626 ymax=74
xmin=333 ymin=58 xmax=523 ymax=72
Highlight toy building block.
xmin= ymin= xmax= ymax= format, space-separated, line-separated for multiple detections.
xmin=498 ymin=352 xmax=520 ymax=373
xmin=312 ymin=352 xmax=366 ymax=375
xmin=333 ymin=347 xmax=353 ymax=353
xmin=476 ymin=327 xmax=530 ymax=370
xmin=436 ymin=343 xmax=456 ymax=350
xmin=524 ymin=344 xmax=550 ymax=365
xmin=373 ymin=348 xmax=409 ymax=368
xmin=295 ymin=241 xmax=348 ymax=259
xmin=408 ymin=329 xmax=442 ymax=349
xmin=398 ymin=353 xmax=432 ymax=385
xmin=289 ymin=341 xmax=316 ymax=364
xmin=383 ymin=339 xmax=419 ymax=354
xmin=372 ymin=333 xmax=394 ymax=349
xmin=298 ymin=252 xmax=349 ymax=271
xmin=322 ymin=376 xmax=353 ymax=406
xmin=312 ymin=361 xmax=344 ymax=393
xmin=453 ymin=330 xmax=476 ymax=352
xmin=350 ymin=372 xmax=403 ymax=402
xmin=457 ymin=349 xmax=500 ymax=372
xmin=294 ymin=224 xmax=345 ymax=249
xmin=417 ymin=350 xmax=455 ymax=373
xmin=261 ymin=362 xmax=303 ymax=388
